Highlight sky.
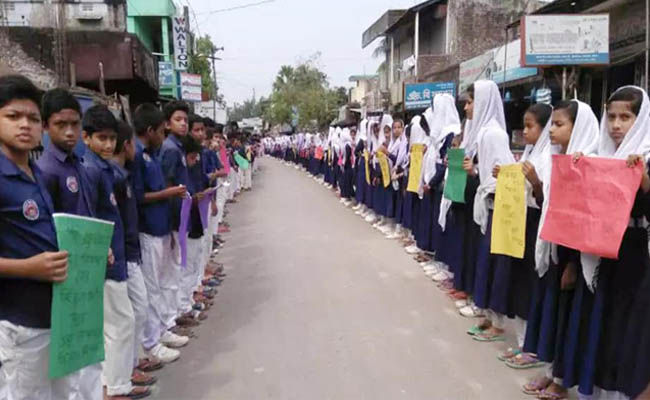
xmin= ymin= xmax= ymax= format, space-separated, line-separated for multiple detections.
xmin=187 ymin=0 xmax=421 ymax=106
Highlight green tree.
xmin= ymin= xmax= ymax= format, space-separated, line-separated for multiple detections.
xmin=228 ymin=96 xmax=265 ymax=121
xmin=189 ymin=35 xmax=224 ymax=106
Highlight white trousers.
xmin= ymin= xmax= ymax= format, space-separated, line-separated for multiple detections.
xmin=179 ymin=237 xmax=203 ymax=314
xmin=0 ymin=321 xmax=88 ymax=400
xmin=102 ymin=280 xmax=135 ymax=397
xmin=237 ymin=169 xmax=244 ymax=192
xmin=243 ymin=168 xmax=252 ymax=189
xmin=216 ymin=180 xmax=227 ymax=224
xmin=161 ymin=232 xmax=182 ymax=329
xmin=227 ymin=171 xmax=237 ymax=200
xmin=138 ymin=233 xmax=167 ymax=349
xmin=126 ymin=262 xmax=148 ymax=367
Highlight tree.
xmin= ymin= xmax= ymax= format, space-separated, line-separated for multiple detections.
xmin=189 ymin=35 xmax=224 ymax=106
xmin=228 ymin=96 xmax=265 ymax=121
xmin=265 ymin=54 xmax=349 ymax=129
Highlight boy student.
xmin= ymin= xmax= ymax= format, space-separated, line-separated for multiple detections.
xmin=110 ymin=121 xmax=160 ymax=389
xmin=82 ymin=105 xmax=149 ymax=400
xmin=36 ymin=88 xmax=104 ymax=400
xmin=159 ymin=101 xmax=199 ymax=329
xmin=132 ymin=103 xmax=188 ymax=360
xmin=0 ymin=75 xmax=78 ymax=399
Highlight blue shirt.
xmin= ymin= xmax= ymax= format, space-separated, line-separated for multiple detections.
xmin=83 ymin=150 xmax=127 ymax=281
xmin=132 ymin=140 xmax=170 ymax=236
xmin=37 ymin=143 xmax=95 ymax=217
xmin=0 ymin=152 xmax=58 ymax=328
xmin=188 ymin=157 xmax=207 ymax=239
xmin=160 ymin=134 xmax=190 ymax=231
xmin=112 ymin=162 xmax=141 ymax=264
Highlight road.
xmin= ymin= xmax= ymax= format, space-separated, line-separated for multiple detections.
xmin=150 ymin=156 xmax=539 ymax=400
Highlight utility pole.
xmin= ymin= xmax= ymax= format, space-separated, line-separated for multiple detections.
xmin=208 ymin=45 xmax=224 ymax=121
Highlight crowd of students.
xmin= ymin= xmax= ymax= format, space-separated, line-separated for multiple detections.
xmin=265 ymin=81 xmax=650 ymax=400
xmin=0 ymin=74 xmax=259 ymax=400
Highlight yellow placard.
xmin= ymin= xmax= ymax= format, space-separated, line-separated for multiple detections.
xmin=491 ymin=164 xmax=527 ymax=259
xmin=328 ymin=146 xmax=333 ymax=166
xmin=406 ymin=144 xmax=425 ymax=193
xmin=364 ymin=150 xmax=371 ymax=185
xmin=377 ymin=152 xmax=391 ymax=188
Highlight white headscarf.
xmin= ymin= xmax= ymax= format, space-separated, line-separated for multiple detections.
xmin=409 ymin=114 xmax=428 ymax=147
xmin=333 ymin=127 xmax=342 ymax=153
xmin=535 ymin=100 xmax=600 ymax=282
xmin=357 ymin=119 xmax=368 ymax=144
xmin=520 ymin=104 xmax=553 ymax=209
xmin=461 ymin=80 xmax=506 ymax=159
xmin=389 ymin=120 xmax=408 ymax=170
xmin=340 ymin=127 xmax=353 ymax=149
xmin=598 ymin=86 xmax=650 ymax=159
xmin=470 ymin=81 xmax=514 ymax=234
xmin=424 ymin=94 xmax=462 ymax=185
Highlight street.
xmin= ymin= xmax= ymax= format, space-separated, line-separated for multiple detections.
xmin=149 ymin=157 xmax=539 ymax=400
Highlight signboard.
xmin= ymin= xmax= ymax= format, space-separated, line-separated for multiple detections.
xmin=521 ymin=14 xmax=609 ymax=66
xmin=158 ymin=62 xmax=174 ymax=87
xmin=179 ymin=72 xmax=202 ymax=102
xmin=404 ymin=82 xmax=455 ymax=110
xmin=172 ymin=16 xmax=189 ymax=70
xmin=459 ymin=39 xmax=538 ymax=94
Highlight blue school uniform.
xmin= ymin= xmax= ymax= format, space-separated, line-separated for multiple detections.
xmin=451 ymin=175 xmax=480 ymax=294
xmin=112 ymin=162 xmax=141 ymax=264
xmin=0 ymin=153 xmax=58 ymax=329
xmin=132 ymin=141 xmax=170 ymax=237
xmin=83 ymin=150 xmax=127 ymax=281
xmin=37 ymin=143 xmax=95 ymax=217
xmin=187 ymin=151 xmax=209 ymax=239
xmin=160 ymin=135 xmax=190 ymax=231
xmin=341 ymin=144 xmax=355 ymax=200
xmin=354 ymin=141 xmax=366 ymax=205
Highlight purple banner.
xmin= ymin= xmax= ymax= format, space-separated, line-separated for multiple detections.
xmin=178 ymin=195 xmax=192 ymax=268
xmin=198 ymin=188 xmax=217 ymax=230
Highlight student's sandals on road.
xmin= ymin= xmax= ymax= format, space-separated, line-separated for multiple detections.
xmin=108 ymin=386 xmax=151 ymax=400
xmin=535 ymin=383 xmax=568 ymax=400
xmin=505 ymin=352 xmax=545 ymax=369
xmin=131 ymin=371 xmax=157 ymax=386
xmin=136 ymin=357 xmax=163 ymax=372
xmin=522 ymin=376 xmax=552 ymax=396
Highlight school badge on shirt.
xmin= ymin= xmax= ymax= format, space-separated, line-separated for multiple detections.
xmin=110 ymin=192 xmax=117 ymax=207
xmin=126 ymin=185 xmax=132 ymax=199
xmin=181 ymin=156 xmax=187 ymax=167
xmin=22 ymin=199 xmax=39 ymax=221
xmin=66 ymin=176 xmax=79 ymax=193
xmin=143 ymin=153 xmax=152 ymax=163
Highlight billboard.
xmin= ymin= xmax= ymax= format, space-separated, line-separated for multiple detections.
xmin=172 ymin=16 xmax=189 ymax=70
xmin=404 ymin=82 xmax=455 ymax=110
xmin=521 ymin=14 xmax=609 ymax=66
xmin=179 ymin=72 xmax=202 ymax=102
xmin=459 ymin=39 xmax=538 ymax=94
xmin=158 ymin=62 xmax=174 ymax=87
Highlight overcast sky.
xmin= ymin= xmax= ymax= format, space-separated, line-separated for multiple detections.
xmin=188 ymin=0 xmax=420 ymax=106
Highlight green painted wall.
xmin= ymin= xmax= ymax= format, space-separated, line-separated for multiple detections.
xmin=127 ymin=0 xmax=176 ymax=17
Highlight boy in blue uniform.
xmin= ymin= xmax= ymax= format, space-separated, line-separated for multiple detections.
xmin=159 ymin=101 xmax=197 ymax=328
xmin=82 ymin=105 xmax=149 ymax=400
xmin=36 ymin=88 xmax=103 ymax=400
xmin=0 ymin=75 xmax=78 ymax=399
xmin=131 ymin=104 xmax=188 ymax=359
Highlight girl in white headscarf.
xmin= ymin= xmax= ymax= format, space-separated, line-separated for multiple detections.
xmin=403 ymin=115 xmax=431 ymax=254
xmin=338 ymin=127 xmax=356 ymax=206
xmin=324 ymin=127 xmax=335 ymax=188
xmin=518 ymin=99 xmax=599 ymax=399
xmin=353 ymin=120 xmax=369 ymax=214
xmin=419 ymin=94 xmax=462 ymax=281
xmin=458 ymin=80 xmax=515 ymax=334
xmin=371 ymin=115 xmax=393 ymax=230
xmin=385 ymin=118 xmax=409 ymax=239
xmin=362 ymin=119 xmax=381 ymax=223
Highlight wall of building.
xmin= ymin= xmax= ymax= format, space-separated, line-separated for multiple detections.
xmin=0 ymin=28 xmax=58 ymax=89
xmin=127 ymin=0 xmax=176 ymax=17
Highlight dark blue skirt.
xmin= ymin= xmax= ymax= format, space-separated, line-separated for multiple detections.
xmin=355 ymin=163 xmax=366 ymax=204
xmin=394 ymin=180 xmax=405 ymax=224
xmin=451 ymin=204 xmax=480 ymax=295
xmin=430 ymin=190 xmax=443 ymax=253
xmin=416 ymin=192 xmax=434 ymax=252
xmin=402 ymin=191 xmax=415 ymax=231
xmin=373 ymin=184 xmax=387 ymax=215
xmin=385 ymin=186 xmax=396 ymax=218
xmin=472 ymin=210 xmax=500 ymax=310
xmin=341 ymin=166 xmax=355 ymax=199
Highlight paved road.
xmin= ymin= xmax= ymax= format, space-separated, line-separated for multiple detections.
xmin=150 ymin=157 xmax=538 ymax=400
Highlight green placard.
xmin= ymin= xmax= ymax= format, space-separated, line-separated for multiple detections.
xmin=443 ymin=148 xmax=468 ymax=203
xmin=49 ymin=213 xmax=114 ymax=379
xmin=234 ymin=153 xmax=250 ymax=170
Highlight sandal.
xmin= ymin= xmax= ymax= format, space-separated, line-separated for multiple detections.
xmin=466 ymin=325 xmax=486 ymax=336
xmin=536 ymin=386 xmax=568 ymax=400
xmin=136 ymin=358 xmax=163 ymax=372
xmin=473 ymin=328 xmax=505 ymax=342
xmin=523 ymin=376 xmax=552 ymax=396
xmin=131 ymin=371 xmax=157 ymax=386
xmin=506 ymin=353 xmax=545 ymax=370
xmin=497 ymin=347 xmax=522 ymax=361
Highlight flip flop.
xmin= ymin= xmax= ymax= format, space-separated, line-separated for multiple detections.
xmin=466 ymin=325 xmax=485 ymax=336
xmin=497 ymin=347 xmax=522 ymax=361
xmin=506 ymin=353 xmax=545 ymax=370
xmin=522 ymin=376 xmax=552 ymax=396
xmin=473 ymin=332 xmax=505 ymax=342
xmin=536 ymin=388 xmax=568 ymax=400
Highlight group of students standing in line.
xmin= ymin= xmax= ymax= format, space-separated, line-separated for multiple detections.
xmin=0 ymin=74 xmax=259 ymax=400
xmin=267 ymin=79 xmax=650 ymax=400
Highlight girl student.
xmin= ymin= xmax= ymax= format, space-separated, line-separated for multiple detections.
xmin=457 ymin=80 xmax=516 ymax=339
xmin=364 ymin=118 xmax=385 ymax=225
xmin=353 ymin=120 xmax=369 ymax=215
xmin=420 ymin=93 xmax=462 ymax=282
xmin=371 ymin=114 xmax=394 ymax=232
xmin=377 ymin=116 xmax=407 ymax=236
xmin=339 ymin=127 xmax=356 ymax=206
xmin=402 ymin=115 xmax=430 ymax=252
xmin=361 ymin=119 xmax=380 ymax=223
xmin=384 ymin=118 xmax=409 ymax=239
xmin=520 ymin=99 xmax=600 ymax=399
xmin=488 ymin=103 xmax=553 ymax=368
xmin=549 ymin=87 xmax=650 ymax=400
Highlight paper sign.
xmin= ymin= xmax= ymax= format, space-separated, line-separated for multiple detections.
xmin=491 ymin=164 xmax=527 ymax=258
xmin=219 ymin=148 xmax=230 ymax=174
xmin=198 ymin=188 xmax=217 ymax=230
xmin=364 ymin=150 xmax=371 ymax=185
xmin=234 ymin=153 xmax=250 ymax=170
xmin=540 ymin=155 xmax=642 ymax=259
xmin=377 ymin=152 xmax=391 ymax=188
xmin=407 ymin=144 xmax=425 ymax=193
xmin=315 ymin=147 xmax=324 ymax=160
xmin=328 ymin=147 xmax=333 ymax=166
xmin=50 ymin=213 xmax=114 ymax=379
xmin=444 ymin=148 xmax=468 ymax=203
xmin=178 ymin=196 xmax=192 ymax=267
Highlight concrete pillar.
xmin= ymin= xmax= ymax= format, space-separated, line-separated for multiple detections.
xmin=161 ymin=16 xmax=170 ymax=62
xmin=414 ymin=11 xmax=420 ymax=77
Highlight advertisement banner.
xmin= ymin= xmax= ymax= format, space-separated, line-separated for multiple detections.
xmin=404 ymin=82 xmax=455 ymax=110
xmin=158 ymin=62 xmax=174 ymax=87
xmin=459 ymin=39 xmax=538 ymax=94
xmin=179 ymin=72 xmax=202 ymax=102
xmin=172 ymin=16 xmax=189 ymax=70
xmin=521 ymin=14 xmax=609 ymax=66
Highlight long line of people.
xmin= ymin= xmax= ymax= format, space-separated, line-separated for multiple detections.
xmin=266 ymin=81 xmax=650 ymax=400
xmin=0 ymin=74 xmax=259 ymax=400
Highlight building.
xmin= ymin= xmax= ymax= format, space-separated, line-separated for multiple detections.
xmin=126 ymin=0 xmax=180 ymax=100
xmin=363 ymin=0 xmax=545 ymax=113
xmin=349 ymin=75 xmax=380 ymax=116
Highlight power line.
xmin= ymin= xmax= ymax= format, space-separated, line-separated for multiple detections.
xmin=196 ymin=0 xmax=276 ymax=16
